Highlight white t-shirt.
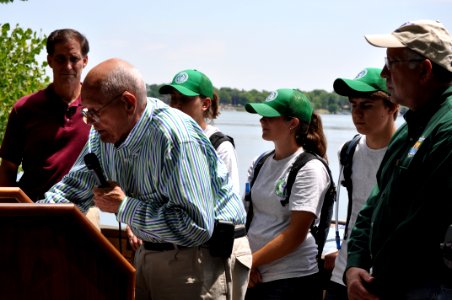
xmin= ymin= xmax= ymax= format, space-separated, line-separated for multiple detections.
xmin=246 ymin=148 xmax=330 ymax=283
xmin=204 ymin=124 xmax=240 ymax=196
xmin=330 ymin=136 xmax=387 ymax=285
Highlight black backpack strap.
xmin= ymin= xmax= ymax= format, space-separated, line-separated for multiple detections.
xmin=339 ymin=134 xmax=361 ymax=240
xmin=281 ymin=151 xmax=316 ymax=206
xmin=245 ymin=150 xmax=274 ymax=231
xmin=209 ymin=131 xmax=235 ymax=150
xmin=282 ymin=151 xmax=336 ymax=257
xmin=314 ymin=160 xmax=336 ymax=258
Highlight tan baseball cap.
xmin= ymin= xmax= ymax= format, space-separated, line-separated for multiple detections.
xmin=365 ymin=20 xmax=452 ymax=72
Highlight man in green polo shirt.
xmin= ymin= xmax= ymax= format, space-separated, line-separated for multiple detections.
xmin=345 ymin=20 xmax=452 ymax=299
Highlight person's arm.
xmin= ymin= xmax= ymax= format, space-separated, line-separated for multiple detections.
xmin=346 ymin=185 xmax=378 ymax=271
xmin=345 ymin=267 xmax=379 ymax=300
xmin=252 ymin=210 xmax=315 ymax=267
xmin=117 ymin=140 xmax=217 ymax=247
xmin=0 ymin=159 xmax=19 ymax=187
xmin=38 ymin=147 xmax=97 ymax=213
xmin=344 ymin=185 xmax=379 ymax=298
xmin=248 ymin=210 xmax=314 ymax=287
xmin=126 ymin=225 xmax=142 ymax=251
xmin=0 ymin=106 xmax=22 ymax=187
xmin=323 ymin=250 xmax=339 ymax=271
xmin=216 ymin=141 xmax=240 ymax=196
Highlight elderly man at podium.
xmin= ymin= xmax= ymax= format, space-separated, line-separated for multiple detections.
xmin=38 ymin=58 xmax=251 ymax=300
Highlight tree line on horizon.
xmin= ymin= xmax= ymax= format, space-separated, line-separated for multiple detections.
xmin=147 ymin=84 xmax=350 ymax=114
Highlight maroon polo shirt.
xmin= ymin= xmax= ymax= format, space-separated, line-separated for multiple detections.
xmin=0 ymin=84 xmax=90 ymax=201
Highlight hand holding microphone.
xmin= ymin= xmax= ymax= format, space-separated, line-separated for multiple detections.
xmin=84 ymin=152 xmax=124 ymax=213
xmin=84 ymin=152 xmax=125 ymax=249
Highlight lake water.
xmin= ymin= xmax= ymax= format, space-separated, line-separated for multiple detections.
xmin=100 ymin=110 xmax=405 ymax=228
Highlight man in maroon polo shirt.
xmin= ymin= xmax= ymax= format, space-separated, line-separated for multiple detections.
xmin=0 ymin=28 xmax=90 ymax=202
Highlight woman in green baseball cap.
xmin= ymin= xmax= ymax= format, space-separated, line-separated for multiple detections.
xmin=244 ymin=88 xmax=330 ymax=300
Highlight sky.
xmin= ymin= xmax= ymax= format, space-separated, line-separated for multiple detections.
xmin=1 ymin=0 xmax=451 ymax=92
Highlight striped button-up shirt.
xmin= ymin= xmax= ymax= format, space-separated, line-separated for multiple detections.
xmin=40 ymin=98 xmax=246 ymax=246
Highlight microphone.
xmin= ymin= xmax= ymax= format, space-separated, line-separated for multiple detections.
xmin=84 ymin=152 xmax=108 ymax=188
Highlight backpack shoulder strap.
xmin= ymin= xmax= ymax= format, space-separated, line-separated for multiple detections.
xmin=209 ymin=131 xmax=235 ymax=149
xmin=282 ymin=151 xmax=335 ymax=205
xmin=281 ymin=151 xmax=317 ymax=206
xmin=245 ymin=150 xmax=274 ymax=231
xmin=340 ymin=133 xmax=361 ymax=187
xmin=282 ymin=150 xmax=336 ymax=258
xmin=339 ymin=133 xmax=361 ymax=240
xmin=248 ymin=150 xmax=274 ymax=188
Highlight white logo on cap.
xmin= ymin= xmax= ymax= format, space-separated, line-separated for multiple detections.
xmin=265 ymin=91 xmax=278 ymax=102
xmin=174 ymin=72 xmax=189 ymax=84
xmin=355 ymin=69 xmax=368 ymax=79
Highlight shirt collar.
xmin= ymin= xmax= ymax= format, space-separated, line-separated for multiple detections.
xmin=113 ymin=98 xmax=155 ymax=153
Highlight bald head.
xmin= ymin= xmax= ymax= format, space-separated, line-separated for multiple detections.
xmin=82 ymin=58 xmax=147 ymax=107
xmin=81 ymin=58 xmax=149 ymax=145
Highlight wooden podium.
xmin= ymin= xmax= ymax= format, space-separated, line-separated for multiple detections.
xmin=0 ymin=187 xmax=33 ymax=203
xmin=0 ymin=188 xmax=135 ymax=300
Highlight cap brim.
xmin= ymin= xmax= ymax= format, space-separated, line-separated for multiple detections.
xmin=159 ymin=84 xmax=199 ymax=97
xmin=333 ymin=79 xmax=379 ymax=96
xmin=364 ymin=33 xmax=405 ymax=48
xmin=245 ymin=103 xmax=281 ymax=117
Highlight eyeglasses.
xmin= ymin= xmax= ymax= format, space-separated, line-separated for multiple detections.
xmin=384 ymin=57 xmax=424 ymax=71
xmin=81 ymin=92 xmax=124 ymax=124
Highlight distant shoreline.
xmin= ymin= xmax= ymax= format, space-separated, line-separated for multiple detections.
xmin=220 ymin=104 xmax=348 ymax=115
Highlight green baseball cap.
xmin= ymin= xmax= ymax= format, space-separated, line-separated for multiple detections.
xmin=245 ymin=88 xmax=313 ymax=123
xmin=159 ymin=69 xmax=214 ymax=99
xmin=333 ymin=67 xmax=388 ymax=96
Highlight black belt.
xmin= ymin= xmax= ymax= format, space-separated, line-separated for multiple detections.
xmin=143 ymin=224 xmax=247 ymax=252
xmin=233 ymin=224 xmax=247 ymax=238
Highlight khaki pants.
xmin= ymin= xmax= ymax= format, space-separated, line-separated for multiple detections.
xmin=135 ymin=236 xmax=252 ymax=300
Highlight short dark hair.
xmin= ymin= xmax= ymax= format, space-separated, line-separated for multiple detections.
xmin=46 ymin=29 xmax=89 ymax=56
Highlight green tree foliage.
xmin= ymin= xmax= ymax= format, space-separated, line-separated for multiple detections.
xmin=0 ymin=23 xmax=50 ymax=143
xmin=147 ymin=84 xmax=349 ymax=114
xmin=307 ymin=89 xmax=346 ymax=114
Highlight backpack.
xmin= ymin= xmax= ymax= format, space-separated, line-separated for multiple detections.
xmin=209 ymin=131 xmax=235 ymax=150
xmin=339 ymin=134 xmax=361 ymax=240
xmin=245 ymin=150 xmax=337 ymax=260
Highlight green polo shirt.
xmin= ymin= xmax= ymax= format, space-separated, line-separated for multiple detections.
xmin=347 ymin=87 xmax=452 ymax=295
